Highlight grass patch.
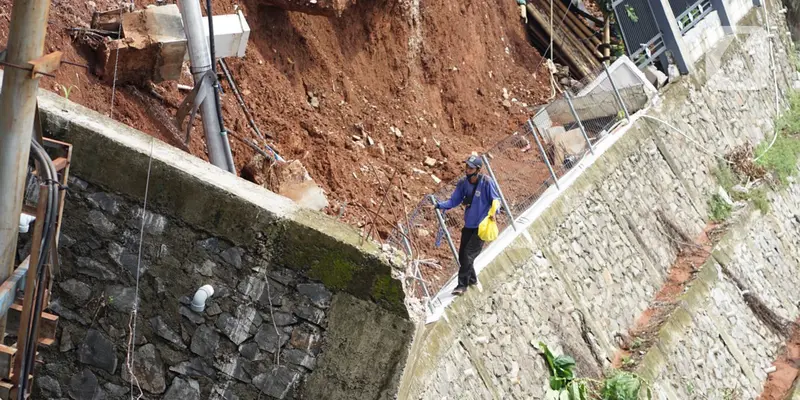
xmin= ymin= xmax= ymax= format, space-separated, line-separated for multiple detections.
xmin=754 ymin=91 xmax=800 ymax=185
xmin=711 ymin=160 xmax=770 ymax=215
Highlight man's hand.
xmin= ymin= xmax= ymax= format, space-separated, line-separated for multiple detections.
xmin=488 ymin=214 xmax=495 ymax=221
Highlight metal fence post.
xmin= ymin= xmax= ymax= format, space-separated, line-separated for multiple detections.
xmin=526 ymin=120 xmax=560 ymax=189
xmin=564 ymin=92 xmax=595 ymax=155
xmin=604 ymin=61 xmax=630 ymax=121
xmin=429 ymin=195 xmax=461 ymax=269
xmin=481 ymin=154 xmax=518 ymax=231
xmin=398 ymin=223 xmax=434 ymax=313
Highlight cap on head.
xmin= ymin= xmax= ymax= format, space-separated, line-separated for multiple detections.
xmin=465 ymin=154 xmax=483 ymax=169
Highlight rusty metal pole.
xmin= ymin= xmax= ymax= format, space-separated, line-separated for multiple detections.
xmin=0 ymin=0 xmax=51 ymax=341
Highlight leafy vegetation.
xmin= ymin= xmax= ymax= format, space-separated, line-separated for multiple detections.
xmin=539 ymin=342 xmax=652 ymax=400
xmin=708 ymin=194 xmax=732 ymax=222
xmin=755 ymin=91 xmax=800 ymax=185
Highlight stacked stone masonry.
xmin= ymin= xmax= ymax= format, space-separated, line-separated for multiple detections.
xmin=402 ymin=1 xmax=800 ymax=398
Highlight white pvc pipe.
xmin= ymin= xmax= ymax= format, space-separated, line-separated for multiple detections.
xmin=190 ymin=284 xmax=214 ymax=312
xmin=18 ymin=214 xmax=35 ymax=233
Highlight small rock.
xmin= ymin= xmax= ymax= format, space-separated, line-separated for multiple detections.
xmin=215 ymin=356 xmax=252 ymax=383
xmin=77 ymin=257 xmax=117 ymax=280
xmin=254 ymin=324 xmax=289 ymax=353
xmin=121 ymin=344 xmax=166 ymax=394
xmin=108 ymin=242 xmax=147 ymax=278
xmin=197 ymin=237 xmax=221 ymax=253
xmin=267 ymin=311 xmax=298 ymax=327
xmin=283 ymin=348 xmax=316 ymax=370
xmin=423 ymin=157 xmax=437 ymax=167
xmin=60 ymin=328 xmax=75 ymax=352
xmin=150 ymin=316 xmax=186 ymax=349
xmin=296 ymin=283 xmax=332 ymax=309
xmin=87 ymin=192 xmax=120 ymax=215
xmin=59 ymin=279 xmax=92 ymax=303
xmin=366 ymin=136 xmax=375 ymax=146
xmin=190 ymin=325 xmax=220 ymax=358
xmin=133 ymin=207 xmax=168 ymax=235
xmin=220 ymin=247 xmax=245 ymax=269
xmin=252 ymin=366 xmax=301 ymax=399
xmin=195 ymin=260 xmax=215 ymax=277
xmin=163 ymin=377 xmax=201 ymax=400
xmin=289 ymin=324 xmax=322 ymax=354
xmin=308 ymin=95 xmax=320 ymax=109
xmin=206 ymin=303 xmax=223 ymax=316
xmin=239 ymin=342 xmax=265 ymax=361
xmin=431 ymin=175 xmax=442 ymax=184
xmin=295 ymin=304 xmax=325 ymax=326
xmin=169 ymin=358 xmax=216 ymax=378
xmin=68 ymin=369 xmax=104 ymax=400
xmin=216 ymin=307 xmax=259 ymax=345
xmin=104 ymin=382 xmax=129 ymax=397
xmin=37 ymin=375 xmax=62 ymax=398
xmin=268 ymin=267 xmax=297 ymax=286
xmin=78 ymin=329 xmax=117 ymax=374
xmin=180 ymin=306 xmax=206 ymax=325
xmin=502 ymin=87 xmax=509 ymax=100
xmin=390 ymin=126 xmax=403 ymax=138
xmin=105 ymin=285 xmax=138 ymax=313
xmin=88 ymin=210 xmax=116 ymax=234
xmin=502 ymin=100 xmax=512 ymax=110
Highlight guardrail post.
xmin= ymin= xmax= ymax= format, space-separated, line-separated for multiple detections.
xmin=428 ymin=195 xmax=461 ymax=269
xmin=526 ymin=120 xmax=560 ymax=189
xmin=603 ymin=61 xmax=630 ymax=121
xmin=481 ymin=154 xmax=518 ymax=231
xmin=564 ymin=92 xmax=595 ymax=155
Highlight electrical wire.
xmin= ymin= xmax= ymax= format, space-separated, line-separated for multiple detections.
xmin=126 ymin=138 xmax=153 ymax=400
xmin=641 ymin=115 xmax=733 ymax=163
xmin=753 ymin=0 xmax=782 ymax=162
xmin=18 ymin=139 xmax=59 ymax=400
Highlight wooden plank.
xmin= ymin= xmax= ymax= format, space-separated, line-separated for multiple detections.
xmin=0 ymin=380 xmax=12 ymax=399
xmin=0 ymin=345 xmax=16 ymax=380
xmin=526 ymin=3 xmax=594 ymax=78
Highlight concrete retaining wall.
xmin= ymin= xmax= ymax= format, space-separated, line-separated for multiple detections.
xmin=24 ymin=80 xmax=413 ymax=399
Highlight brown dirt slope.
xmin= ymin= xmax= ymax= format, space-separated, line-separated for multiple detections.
xmin=0 ymin=0 xmax=551 ymax=237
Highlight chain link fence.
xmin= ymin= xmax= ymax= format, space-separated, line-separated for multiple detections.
xmin=386 ymin=58 xmax=654 ymax=312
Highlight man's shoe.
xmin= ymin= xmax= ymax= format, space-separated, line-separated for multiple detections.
xmin=451 ymin=286 xmax=467 ymax=296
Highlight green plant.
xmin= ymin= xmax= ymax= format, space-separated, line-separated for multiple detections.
xmin=601 ymin=371 xmax=650 ymax=400
xmin=539 ymin=342 xmax=652 ymax=400
xmin=630 ymin=337 xmax=643 ymax=350
xmin=708 ymin=194 xmax=732 ymax=222
xmin=624 ymin=5 xmax=638 ymax=22
xmin=755 ymin=133 xmax=800 ymax=185
xmin=56 ymin=83 xmax=78 ymax=100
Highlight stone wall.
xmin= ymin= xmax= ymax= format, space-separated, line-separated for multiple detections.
xmin=22 ymin=74 xmax=414 ymax=399
xmin=399 ymin=1 xmax=800 ymax=398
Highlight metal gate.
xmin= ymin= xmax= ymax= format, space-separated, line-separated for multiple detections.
xmin=613 ymin=0 xmax=667 ymax=68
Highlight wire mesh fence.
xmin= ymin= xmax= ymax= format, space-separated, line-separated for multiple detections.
xmin=386 ymin=60 xmax=650 ymax=310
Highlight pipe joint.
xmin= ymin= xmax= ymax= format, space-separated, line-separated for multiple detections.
xmin=190 ymin=284 xmax=215 ymax=313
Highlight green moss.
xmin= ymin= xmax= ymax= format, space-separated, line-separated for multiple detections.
xmin=371 ymin=275 xmax=404 ymax=305
xmin=712 ymin=161 xmax=737 ymax=192
xmin=308 ymin=254 xmax=357 ymax=291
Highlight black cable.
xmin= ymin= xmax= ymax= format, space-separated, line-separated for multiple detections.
xmin=204 ymin=0 xmax=229 ymax=152
xmin=18 ymin=140 xmax=58 ymax=400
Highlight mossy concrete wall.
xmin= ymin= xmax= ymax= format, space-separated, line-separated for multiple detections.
xmin=399 ymin=1 xmax=800 ymax=398
xmin=28 ymin=80 xmax=412 ymax=399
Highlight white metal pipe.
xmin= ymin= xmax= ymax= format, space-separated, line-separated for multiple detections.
xmin=178 ymin=0 xmax=234 ymax=172
xmin=190 ymin=284 xmax=214 ymax=312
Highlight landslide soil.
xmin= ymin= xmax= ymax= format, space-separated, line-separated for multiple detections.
xmin=0 ymin=0 xmax=552 ymax=242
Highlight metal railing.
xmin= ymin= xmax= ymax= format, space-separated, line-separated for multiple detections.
xmin=676 ymin=0 xmax=714 ymax=34
xmin=386 ymin=61 xmax=647 ymax=312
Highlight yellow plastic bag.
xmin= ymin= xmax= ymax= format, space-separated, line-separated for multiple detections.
xmin=478 ymin=216 xmax=499 ymax=242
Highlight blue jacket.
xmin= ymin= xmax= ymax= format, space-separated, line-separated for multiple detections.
xmin=437 ymin=175 xmax=501 ymax=229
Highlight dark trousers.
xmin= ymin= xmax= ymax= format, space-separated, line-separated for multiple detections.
xmin=457 ymin=227 xmax=484 ymax=288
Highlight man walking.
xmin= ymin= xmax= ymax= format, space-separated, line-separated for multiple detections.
xmin=435 ymin=155 xmax=500 ymax=296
